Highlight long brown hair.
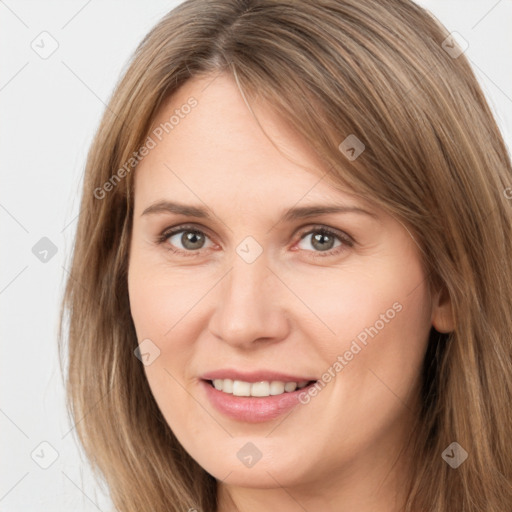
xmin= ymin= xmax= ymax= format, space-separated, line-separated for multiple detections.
xmin=58 ymin=1 xmax=512 ymax=510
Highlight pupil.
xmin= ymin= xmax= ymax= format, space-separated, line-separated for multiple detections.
xmin=313 ymin=232 xmax=333 ymax=251
xmin=183 ymin=231 xmax=203 ymax=249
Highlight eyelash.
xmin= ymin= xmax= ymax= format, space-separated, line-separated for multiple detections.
xmin=155 ymin=223 xmax=355 ymax=259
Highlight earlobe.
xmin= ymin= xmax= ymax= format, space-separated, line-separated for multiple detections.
xmin=431 ymin=286 xmax=455 ymax=333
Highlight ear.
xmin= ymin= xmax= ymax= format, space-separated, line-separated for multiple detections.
xmin=431 ymin=285 xmax=455 ymax=333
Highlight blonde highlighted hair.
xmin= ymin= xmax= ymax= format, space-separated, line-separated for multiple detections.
xmin=59 ymin=1 xmax=512 ymax=510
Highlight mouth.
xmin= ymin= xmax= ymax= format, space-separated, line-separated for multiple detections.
xmin=204 ymin=378 xmax=318 ymax=397
xmin=201 ymin=377 xmax=319 ymax=423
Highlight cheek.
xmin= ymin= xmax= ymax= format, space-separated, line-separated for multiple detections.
xmin=288 ymin=250 xmax=431 ymax=360
xmin=128 ymin=250 xmax=206 ymax=342
xmin=128 ymin=259 xmax=203 ymax=434
xmin=318 ymin=250 xmax=432 ymax=416
xmin=127 ymin=252 xmax=208 ymax=390
xmin=296 ymin=248 xmax=432 ymax=423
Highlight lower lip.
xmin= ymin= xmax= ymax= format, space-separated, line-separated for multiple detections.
xmin=200 ymin=380 xmax=316 ymax=423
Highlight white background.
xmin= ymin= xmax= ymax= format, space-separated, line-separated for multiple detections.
xmin=1 ymin=1 xmax=511 ymax=510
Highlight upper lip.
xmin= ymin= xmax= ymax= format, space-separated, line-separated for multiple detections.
xmin=201 ymin=369 xmax=317 ymax=383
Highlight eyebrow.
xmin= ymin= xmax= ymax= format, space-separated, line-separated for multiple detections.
xmin=141 ymin=200 xmax=378 ymax=221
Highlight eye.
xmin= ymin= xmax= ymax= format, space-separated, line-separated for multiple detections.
xmin=295 ymin=226 xmax=354 ymax=258
xmin=156 ymin=224 xmax=354 ymax=259
xmin=156 ymin=224 xmax=215 ymax=257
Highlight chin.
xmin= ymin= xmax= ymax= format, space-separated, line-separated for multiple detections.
xmin=192 ymin=441 xmax=314 ymax=488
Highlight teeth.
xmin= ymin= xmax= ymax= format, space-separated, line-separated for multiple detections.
xmin=223 ymin=378 xmax=233 ymax=393
xmin=232 ymin=380 xmax=251 ymax=396
xmin=284 ymin=382 xmax=297 ymax=392
xmin=251 ymin=381 xmax=270 ymax=397
xmin=211 ymin=379 xmax=312 ymax=397
xmin=269 ymin=381 xmax=285 ymax=395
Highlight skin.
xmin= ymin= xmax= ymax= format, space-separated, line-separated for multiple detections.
xmin=127 ymin=72 xmax=454 ymax=512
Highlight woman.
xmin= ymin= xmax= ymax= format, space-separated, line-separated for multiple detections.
xmin=59 ymin=1 xmax=512 ymax=511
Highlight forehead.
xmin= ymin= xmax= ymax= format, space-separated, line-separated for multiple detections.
xmin=132 ymin=73 xmax=368 ymax=214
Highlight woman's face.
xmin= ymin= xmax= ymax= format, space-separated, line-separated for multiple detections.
xmin=128 ymin=73 xmax=450 ymax=501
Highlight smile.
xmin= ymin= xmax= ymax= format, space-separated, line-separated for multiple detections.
xmin=201 ymin=377 xmax=319 ymax=423
xmin=209 ymin=378 xmax=315 ymax=397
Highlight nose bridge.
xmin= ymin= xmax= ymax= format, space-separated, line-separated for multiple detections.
xmin=208 ymin=246 xmax=289 ymax=348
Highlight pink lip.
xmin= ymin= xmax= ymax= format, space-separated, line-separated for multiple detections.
xmin=201 ymin=369 xmax=316 ymax=383
xmin=199 ymin=374 xmax=318 ymax=423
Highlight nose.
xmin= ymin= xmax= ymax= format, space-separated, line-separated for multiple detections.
xmin=207 ymin=252 xmax=290 ymax=350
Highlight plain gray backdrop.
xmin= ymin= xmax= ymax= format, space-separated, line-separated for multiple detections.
xmin=1 ymin=1 xmax=511 ymax=510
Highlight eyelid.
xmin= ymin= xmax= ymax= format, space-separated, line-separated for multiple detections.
xmin=157 ymin=223 xmax=217 ymax=256
xmin=158 ymin=222 xmax=354 ymax=243
xmin=156 ymin=222 xmax=355 ymax=257
xmin=296 ymin=224 xmax=354 ymax=244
